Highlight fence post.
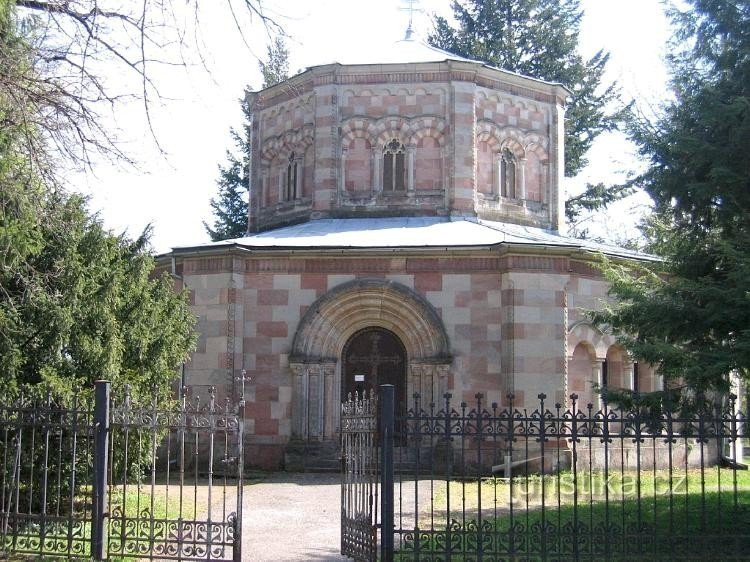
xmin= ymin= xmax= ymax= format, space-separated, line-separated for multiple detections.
xmin=92 ymin=380 xmax=110 ymax=561
xmin=234 ymin=371 xmax=249 ymax=562
xmin=380 ymin=384 xmax=394 ymax=562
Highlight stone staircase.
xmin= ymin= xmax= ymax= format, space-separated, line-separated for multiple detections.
xmin=284 ymin=439 xmax=342 ymax=472
xmin=284 ymin=439 xmax=446 ymax=474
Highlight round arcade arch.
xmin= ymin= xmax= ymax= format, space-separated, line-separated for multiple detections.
xmin=289 ymin=278 xmax=452 ymax=441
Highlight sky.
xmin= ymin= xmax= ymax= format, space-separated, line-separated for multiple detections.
xmin=71 ymin=0 xmax=673 ymax=254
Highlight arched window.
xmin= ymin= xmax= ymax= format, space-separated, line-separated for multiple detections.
xmin=382 ymin=139 xmax=406 ymax=192
xmin=285 ymin=152 xmax=298 ymax=201
xmin=500 ymin=148 xmax=516 ymax=198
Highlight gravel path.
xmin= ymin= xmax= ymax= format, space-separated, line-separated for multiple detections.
xmin=242 ymin=473 xmax=349 ymax=561
xmin=241 ymin=472 xmax=440 ymax=561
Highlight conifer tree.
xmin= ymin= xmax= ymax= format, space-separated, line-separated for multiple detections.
xmin=0 ymin=0 xmax=196 ymax=400
xmin=593 ymin=0 xmax=750 ymax=402
xmin=429 ymin=0 xmax=626 ymax=224
xmin=205 ymin=36 xmax=289 ymax=241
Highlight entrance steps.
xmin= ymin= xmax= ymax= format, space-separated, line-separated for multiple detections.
xmin=285 ymin=440 xmax=443 ymax=474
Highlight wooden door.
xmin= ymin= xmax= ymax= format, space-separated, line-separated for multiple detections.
xmin=342 ymin=327 xmax=406 ymax=410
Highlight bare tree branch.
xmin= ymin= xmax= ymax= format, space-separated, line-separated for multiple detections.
xmin=8 ymin=0 xmax=280 ymax=179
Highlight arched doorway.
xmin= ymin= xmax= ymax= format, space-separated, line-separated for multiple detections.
xmin=289 ymin=278 xmax=451 ymax=442
xmin=342 ymin=327 xmax=407 ymax=409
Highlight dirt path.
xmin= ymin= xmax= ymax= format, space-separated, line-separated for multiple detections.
xmin=242 ymin=473 xmax=349 ymax=561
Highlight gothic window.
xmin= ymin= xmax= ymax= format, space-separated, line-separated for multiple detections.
xmin=285 ymin=152 xmax=298 ymax=201
xmin=500 ymin=148 xmax=516 ymax=198
xmin=382 ymin=139 xmax=406 ymax=192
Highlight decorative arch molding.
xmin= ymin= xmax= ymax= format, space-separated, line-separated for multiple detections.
xmin=476 ymin=121 xmax=550 ymax=158
xmin=289 ymin=279 xmax=452 ymax=441
xmin=340 ymin=116 xmax=447 ymax=149
xmin=260 ymin=123 xmax=314 ymax=165
xmin=262 ymin=93 xmax=314 ymax=121
xmin=567 ymin=320 xmax=617 ymax=361
xmin=341 ymin=117 xmax=376 ymax=146
xmin=339 ymin=116 xmax=447 ymax=196
xmin=407 ymin=116 xmax=447 ymax=147
xmin=291 ymin=278 xmax=451 ymax=362
xmin=374 ymin=116 xmax=411 ymax=146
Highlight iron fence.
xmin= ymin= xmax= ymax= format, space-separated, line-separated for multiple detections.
xmin=349 ymin=388 xmax=750 ymax=561
xmin=341 ymin=390 xmax=379 ymax=560
xmin=0 ymin=381 xmax=244 ymax=561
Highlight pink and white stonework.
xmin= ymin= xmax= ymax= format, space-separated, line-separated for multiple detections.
xmin=159 ymin=40 xmax=658 ymax=469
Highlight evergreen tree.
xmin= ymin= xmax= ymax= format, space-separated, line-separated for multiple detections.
xmin=0 ymin=2 xmax=195 ymax=402
xmin=429 ymin=0 xmax=626 ymax=223
xmin=205 ymin=36 xmax=289 ymax=241
xmin=593 ymin=0 xmax=750 ymax=403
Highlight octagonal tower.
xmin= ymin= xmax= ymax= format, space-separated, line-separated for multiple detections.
xmin=246 ymin=38 xmax=569 ymax=233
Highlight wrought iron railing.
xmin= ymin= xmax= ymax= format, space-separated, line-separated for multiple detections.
xmin=0 ymin=391 xmax=94 ymax=559
xmin=369 ymin=390 xmax=749 ymax=561
xmin=0 ymin=381 xmax=244 ymax=561
xmin=341 ymin=390 xmax=379 ymax=561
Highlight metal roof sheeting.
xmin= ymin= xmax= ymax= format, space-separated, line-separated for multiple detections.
xmin=172 ymin=217 xmax=655 ymax=261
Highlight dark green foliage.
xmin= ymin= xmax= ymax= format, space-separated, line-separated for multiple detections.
xmin=204 ymin=90 xmax=252 ymax=241
xmin=259 ymin=35 xmax=289 ymax=90
xmin=0 ymin=0 xmax=195 ymax=403
xmin=430 ymin=0 xmax=624 ymax=178
xmin=205 ymin=36 xmax=289 ymax=241
xmin=0 ymin=186 xmax=196 ymax=402
xmin=565 ymin=181 xmax=634 ymax=234
xmin=594 ymin=1 xmax=750 ymax=399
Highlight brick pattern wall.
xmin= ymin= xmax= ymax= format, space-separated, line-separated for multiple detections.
xmin=248 ymin=62 xmax=565 ymax=230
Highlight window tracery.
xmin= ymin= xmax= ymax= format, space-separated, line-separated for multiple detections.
xmin=382 ymin=139 xmax=406 ymax=192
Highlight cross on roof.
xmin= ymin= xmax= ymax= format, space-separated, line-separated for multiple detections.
xmin=399 ymin=0 xmax=423 ymax=40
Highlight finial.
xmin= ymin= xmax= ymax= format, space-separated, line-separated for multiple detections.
xmin=400 ymin=0 xmax=422 ymax=41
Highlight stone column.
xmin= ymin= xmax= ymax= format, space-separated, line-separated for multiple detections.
xmin=290 ymin=363 xmax=308 ymax=438
xmin=494 ymin=153 xmax=502 ymax=197
xmin=260 ymin=168 xmax=269 ymax=207
xmin=408 ymin=363 xmax=423 ymax=407
xmin=294 ymin=155 xmax=304 ymax=200
xmin=372 ymin=147 xmax=381 ymax=196
xmin=624 ymin=357 xmax=635 ymax=391
xmin=322 ymin=363 xmax=336 ymax=438
xmin=289 ymin=361 xmax=336 ymax=441
xmin=307 ymin=364 xmax=323 ymax=440
xmin=591 ymin=360 xmax=605 ymax=411
xmin=407 ymin=145 xmax=416 ymax=193
xmin=408 ymin=362 xmax=451 ymax=410
xmin=339 ymin=145 xmax=348 ymax=202
xmin=517 ymin=157 xmax=527 ymax=201
xmin=437 ymin=364 xmax=450 ymax=404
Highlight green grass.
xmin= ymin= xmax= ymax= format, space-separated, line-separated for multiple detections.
xmin=2 ymin=483 xmax=202 ymax=561
xmin=396 ymin=469 xmax=750 ymax=560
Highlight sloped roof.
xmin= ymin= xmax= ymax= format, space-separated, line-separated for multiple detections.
xmin=169 ymin=217 xmax=655 ymax=261
xmin=291 ymin=37 xmax=568 ymax=93
xmin=325 ymin=38 xmax=478 ymax=65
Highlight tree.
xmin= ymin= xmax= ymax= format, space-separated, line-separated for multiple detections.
xmin=0 ymin=1 xmax=195 ymax=401
xmin=1 ymin=185 xmax=197 ymax=401
xmin=205 ymin=36 xmax=289 ymax=241
xmin=429 ymin=0 xmax=627 ymax=224
xmin=593 ymin=0 xmax=750 ymax=403
xmin=10 ymin=0 xmax=278 ymax=174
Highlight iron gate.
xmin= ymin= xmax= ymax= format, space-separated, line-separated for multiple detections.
xmin=0 ymin=380 xmax=244 ymax=561
xmin=340 ymin=390 xmax=379 ymax=561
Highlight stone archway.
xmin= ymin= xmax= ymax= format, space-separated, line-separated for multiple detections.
xmin=289 ymin=278 xmax=451 ymax=441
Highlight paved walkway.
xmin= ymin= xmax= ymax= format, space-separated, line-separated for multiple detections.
xmin=242 ymin=473 xmax=349 ymax=561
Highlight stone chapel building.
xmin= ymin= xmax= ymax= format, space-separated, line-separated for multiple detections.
xmin=159 ymin=38 xmax=659 ymax=469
